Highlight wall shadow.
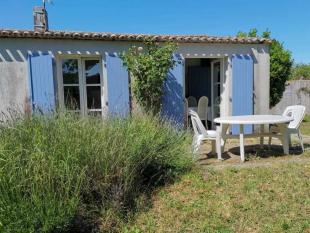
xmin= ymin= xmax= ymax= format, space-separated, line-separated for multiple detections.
xmin=161 ymin=70 xmax=184 ymax=124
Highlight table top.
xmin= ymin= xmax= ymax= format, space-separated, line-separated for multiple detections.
xmin=214 ymin=115 xmax=293 ymax=125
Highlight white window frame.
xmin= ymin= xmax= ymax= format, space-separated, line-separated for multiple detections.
xmin=56 ymin=55 xmax=104 ymax=117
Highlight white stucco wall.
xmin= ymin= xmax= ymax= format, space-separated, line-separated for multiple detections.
xmin=0 ymin=38 xmax=269 ymax=118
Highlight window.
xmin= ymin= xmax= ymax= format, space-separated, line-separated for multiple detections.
xmin=59 ymin=57 xmax=103 ymax=116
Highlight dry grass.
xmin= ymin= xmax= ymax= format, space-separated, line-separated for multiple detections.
xmin=125 ymin=162 xmax=310 ymax=233
xmin=123 ymin=115 xmax=310 ymax=233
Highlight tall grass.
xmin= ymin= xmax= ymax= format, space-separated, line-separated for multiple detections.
xmin=0 ymin=112 xmax=192 ymax=233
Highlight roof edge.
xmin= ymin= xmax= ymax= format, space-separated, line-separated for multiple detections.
xmin=0 ymin=29 xmax=272 ymax=45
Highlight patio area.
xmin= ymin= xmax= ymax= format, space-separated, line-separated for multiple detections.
xmin=196 ymin=133 xmax=310 ymax=168
xmin=196 ymin=115 xmax=310 ymax=169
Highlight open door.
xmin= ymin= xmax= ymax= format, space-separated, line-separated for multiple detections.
xmin=211 ymin=59 xmax=223 ymax=128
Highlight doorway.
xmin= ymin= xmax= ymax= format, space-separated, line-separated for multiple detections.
xmin=185 ymin=58 xmax=223 ymax=129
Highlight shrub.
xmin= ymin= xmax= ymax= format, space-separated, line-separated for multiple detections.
xmin=237 ymin=29 xmax=293 ymax=107
xmin=269 ymin=40 xmax=293 ymax=106
xmin=121 ymin=40 xmax=178 ymax=114
xmin=0 ymin=113 xmax=192 ymax=233
xmin=290 ymin=63 xmax=310 ymax=80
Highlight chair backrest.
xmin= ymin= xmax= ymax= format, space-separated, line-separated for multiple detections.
xmin=282 ymin=105 xmax=306 ymax=129
xmin=197 ymin=96 xmax=208 ymax=120
xmin=188 ymin=109 xmax=208 ymax=136
xmin=187 ymin=96 xmax=197 ymax=107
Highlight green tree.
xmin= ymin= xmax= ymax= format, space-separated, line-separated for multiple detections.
xmin=237 ymin=29 xmax=293 ymax=107
xmin=290 ymin=63 xmax=310 ymax=80
xmin=121 ymin=40 xmax=178 ymax=114
xmin=236 ymin=31 xmax=248 ymax=38
xmin=248 ymin=28 xmax=258 ymax=37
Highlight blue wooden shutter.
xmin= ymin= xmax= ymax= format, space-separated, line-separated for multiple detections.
xmin=106 ymin=53 xmax=130 ymax=116
xmin=232 ymin=54 xmax=254 ymax=134
xmin=161 ymin=54 xmax=185 ymax=124
xmin=28 ymin=53 xmax=55 ymax=113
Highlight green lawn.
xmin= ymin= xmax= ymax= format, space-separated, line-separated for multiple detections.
xmin=124 ymin=115 xmax=310 ymax=233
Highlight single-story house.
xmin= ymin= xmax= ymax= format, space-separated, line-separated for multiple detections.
xmin=0 ymin=10 xmax=271 ymax=134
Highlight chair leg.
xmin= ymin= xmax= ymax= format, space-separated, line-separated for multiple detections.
xmin=268 ymin=137 xmax=272 ymax=148
xmin=192 ymin=140 xmax=198 ymax=154
xmin=191 ymin=137 xmax=198 ymax=154
xmin=298 ymin=130 xmax=305 ymax=152
xmin=221 ymin=138 xmax=226 ymax=153
xmin=192 ymin=136 xmax=203 ymax=155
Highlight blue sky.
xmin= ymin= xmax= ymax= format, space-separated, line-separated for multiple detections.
xmin=1 ymin=0 xmax=309 ymax=63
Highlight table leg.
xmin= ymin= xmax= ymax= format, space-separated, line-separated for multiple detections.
xmin=220 ymin=124 xmax=229 ymax=153
xmin=215 ymin=135 xmax=222 ymax=160
xmin=279 ymin=124 xmax=289 ymax=154
xmin=211 ymin=141 xmax=216 ymax=154
xmin=260 ymin=125 xmax=264 ymax=148
xmin=239 ymin=125 xmax=245 ymax=162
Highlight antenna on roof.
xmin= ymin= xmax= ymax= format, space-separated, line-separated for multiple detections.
xmin=43 ymin=0 xmax=53 ymax=10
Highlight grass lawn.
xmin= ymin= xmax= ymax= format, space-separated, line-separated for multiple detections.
xmin=124 ymin=117 xmax=310 ymax=233
xmin=125 ymin=163 xmax=310 ymax=233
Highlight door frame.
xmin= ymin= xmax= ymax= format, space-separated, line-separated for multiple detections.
xmin=183 ymin=57 xmax=226 ymax=128
xmin=210 ymin=58 xmax=224 ymax=128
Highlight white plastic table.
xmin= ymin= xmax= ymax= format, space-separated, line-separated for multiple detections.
xmin=214 ymin=115 xmax=293 ymax=162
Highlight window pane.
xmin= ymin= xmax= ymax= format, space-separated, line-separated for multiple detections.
xmin=62 ymin=59 xmax=79 ymax=84
xmin=85 ymin=60 xmax=101 ymax=84
xmin=64 ymin=86 xmax=80 ymax=110
xmin=87 ymin=86 xmax=101 ymax=109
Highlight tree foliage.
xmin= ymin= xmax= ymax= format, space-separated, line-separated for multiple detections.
xmin=290 ymin=63 xmax=310 ymax=80
xmin=237 ymin=29 xmax=293 ymax=107
xmin=121 ymin=40 xmax=178 ymax=114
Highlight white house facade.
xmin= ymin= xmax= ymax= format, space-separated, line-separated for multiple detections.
xmin=0 ymin=29 xmax=270 ymax=132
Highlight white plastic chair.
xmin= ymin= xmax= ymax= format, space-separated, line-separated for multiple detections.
xmin=187 ymin=96 xmax=197 ymax=107
xmin=269 ymin=105 xmax=306 ymax=152
xmin=197 ymin=96 xmax=208 ymax=122
xmin=189 ymin=109 xmax=222 ymax=160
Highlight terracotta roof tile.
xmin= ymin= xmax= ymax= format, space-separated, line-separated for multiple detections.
xmin=0 ymin=29 xmax=272 ymax=44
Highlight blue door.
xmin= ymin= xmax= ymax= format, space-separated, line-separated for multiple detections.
xmin=161 ymin=54 xmax=185 ymax=124
xmin=106 ymin=53 xmax=130 ymax=116
xmin=28 ymin=53 xmax=55 ymax=114
xmin=232 ymin=54 xmax=254 ymax=134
